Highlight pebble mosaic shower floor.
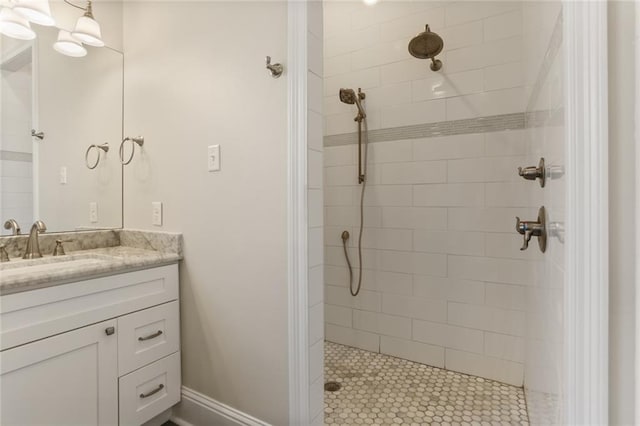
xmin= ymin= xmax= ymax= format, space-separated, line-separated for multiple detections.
xmin=324 ymin=342 xmax=529 ymax=425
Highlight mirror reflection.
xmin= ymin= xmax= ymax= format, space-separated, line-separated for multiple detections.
xmin=0 ymin=24 xmax=123 ymax=235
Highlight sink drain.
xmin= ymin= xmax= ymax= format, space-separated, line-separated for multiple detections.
xmin=324 ymin=381 xmax=342 ymax=392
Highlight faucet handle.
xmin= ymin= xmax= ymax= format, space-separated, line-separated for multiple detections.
xmin=514 ymin=207 xmax=547 ymax=253
xmin=514 ymin=217 xmax=533 ymax=250
xmin=53 ymin=239 xmax=73 ymax=256
xmin=517 ymin=157 xmax=546 ymax=187
xmin=0 ymin=245 xmax=9 ymax=262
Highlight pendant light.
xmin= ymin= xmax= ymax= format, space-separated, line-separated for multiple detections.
xmin=0 ymin=7 xmax=36 ymax=40
xmin=53 ymin=29 xmax=87 ymax=57
xmin=71 ymin=1 xmax=103 ymax=47
xmin=13 ymin=0 xmax=55 ymax=26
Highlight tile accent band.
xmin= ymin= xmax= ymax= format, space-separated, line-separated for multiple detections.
xmin=0 ymin=150 xmax=32 ymax=162
xmin=323 ymin=112 xmax=525 ymax=147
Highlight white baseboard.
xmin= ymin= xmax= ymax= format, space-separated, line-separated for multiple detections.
xmin=171 ymin=386 xmax=270 ymax=426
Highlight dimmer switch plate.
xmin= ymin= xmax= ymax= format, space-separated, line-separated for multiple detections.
xmin=89 ymin=202 xmax=98 ymax=223
xmin=152 ymin=202 xmax=163 ymax=226
xmin=208 ymin=145 xmax=220 ymax=172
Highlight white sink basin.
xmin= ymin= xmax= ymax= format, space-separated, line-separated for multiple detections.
xmin=0 ymin=254 xmax=115 ymax=279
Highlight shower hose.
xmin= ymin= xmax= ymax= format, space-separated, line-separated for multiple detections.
xmin=342 ymin=119 xmax=368 ymax=297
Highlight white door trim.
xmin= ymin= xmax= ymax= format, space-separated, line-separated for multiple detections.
xmin=635 ymin=5 xmax=640 ymax=423
xmin=564 ymin=1 xmax=609 ymax=424
xmin=287 ymin=0 xmax=309 ymax=424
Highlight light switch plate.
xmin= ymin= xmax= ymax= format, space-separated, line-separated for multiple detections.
xmin=59 ymin=167 xmax=67 ymax=184
xmin=89 ymin=202 xmax=98 ymax=223
xmin=208 ymin=145 xmax=220 ymax=172
xmin=152 ymin=202 xmax=163 ymax=226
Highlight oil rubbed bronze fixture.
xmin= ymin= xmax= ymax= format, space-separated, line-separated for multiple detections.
xmin=339 ymin=88 xmax=366 ymax=183
xmin=408 ymin=24 xmax=444 ymax=71
xmin=516 ymin=207 xmax=547 ymax=253
xmin=338 ymin=87 xmax=368 ymax=297
xmin=518 ymin=157 xmax=546 ymax=187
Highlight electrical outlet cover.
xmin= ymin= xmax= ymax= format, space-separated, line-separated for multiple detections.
xmin=152 ymin=202 xmax=163 ymax=226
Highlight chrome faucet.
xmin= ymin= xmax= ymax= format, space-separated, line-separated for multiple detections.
xmin=23 ymin=220 xmax=47 ymax=259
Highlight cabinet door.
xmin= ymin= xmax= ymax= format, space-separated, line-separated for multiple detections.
xmin=0 ymin=319 xmax=118 ymax=426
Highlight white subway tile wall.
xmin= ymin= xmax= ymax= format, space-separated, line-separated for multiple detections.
xmin=522 ymin=1 xmax=564 ymax=424
xmin=322 ymin=1 xmax=538 ymax=389
xmin=1 ymin=160 xmax=34 ymax=233
xmin=323 ymin=1 xmax=524 ymax=137
xmin=1 ymin=63 xmax=34 ymax=233
xmin=323 ymin=130 xmax=538 ymax=387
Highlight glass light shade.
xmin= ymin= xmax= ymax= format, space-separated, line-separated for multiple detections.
xmin=53 ymin=30 xmax=87 ymax=57
xmin=71 ymin=15 xmax=103 ymax=47
xmin=0 ymin=7 xmax=36 ymax=40
xmin=13 ymin=0 xmax=55 ymax=26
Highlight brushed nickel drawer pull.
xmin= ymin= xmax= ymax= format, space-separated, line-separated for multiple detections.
xmin=138 ymin=330 xmax=163 ymax=341
xmin=139 ymin=384 xmax=164 ymax=399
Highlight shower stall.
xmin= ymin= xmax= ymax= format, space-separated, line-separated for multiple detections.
xmin=321 ymin=1 xmax=565 ymax=424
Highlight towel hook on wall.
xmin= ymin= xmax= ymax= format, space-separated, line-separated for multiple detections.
xmin=265 ymin=56 xmax=283 ymax=78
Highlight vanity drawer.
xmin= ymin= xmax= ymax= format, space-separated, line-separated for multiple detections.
xmin=119 ymin=351 xmax=181 ymax=426
xmin=118 ymin=301 xmax=180 ymax=376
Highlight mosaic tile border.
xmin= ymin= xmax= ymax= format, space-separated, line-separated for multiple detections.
xmin=525 ymin=107 xmax=564 ymax=128
xmin=0 ymin=150 xmax=32 ymax=162
xmin=323 ymin=113 xmax=525 ymax=147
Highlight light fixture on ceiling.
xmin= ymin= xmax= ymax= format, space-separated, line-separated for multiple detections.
xmin=53 ymin=29 xmax=86 ymax=57
xmin=67 ymin=0 xmax=104 ymax=47
xmin=13 ymin=0 xmax=55 ymax=26
xmin=363 ymin=0 xmax=379 ymax=5
xmin=0 ymin=6 xmax=36 ymax=40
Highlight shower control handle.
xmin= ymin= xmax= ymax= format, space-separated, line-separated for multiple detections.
xmin=517 ymin=158 xmax=546 ymax=187
xmin=515 ymin=207 xmax=547 ymax=253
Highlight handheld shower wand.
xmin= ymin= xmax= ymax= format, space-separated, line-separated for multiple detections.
xmin=338 ymin=88 xmax=369 ymax=296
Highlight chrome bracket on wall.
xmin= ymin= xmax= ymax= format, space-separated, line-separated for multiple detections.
xmin=518 ymin=157 xmax=546 ymax=187
xmin=515 ymin=206 xmax=547 ymax=253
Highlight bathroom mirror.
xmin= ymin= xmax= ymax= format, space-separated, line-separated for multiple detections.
xmin=0 ymin=26 xmax=123 ymax=235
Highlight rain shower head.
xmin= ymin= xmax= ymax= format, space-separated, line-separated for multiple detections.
xmin=339 ymin=88 xmax=366 ymax=121
xmin=408 ymin=24 xmax=444 ymax=71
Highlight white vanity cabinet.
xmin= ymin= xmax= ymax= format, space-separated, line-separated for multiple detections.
xmin=1 ymin=319 xmax=119 ymax=425
xmin=0 ymin=264 xmax=181 ymax=426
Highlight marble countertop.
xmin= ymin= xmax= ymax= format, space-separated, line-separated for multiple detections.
xmin=0 ymin=230 xmax=183 ymax=296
